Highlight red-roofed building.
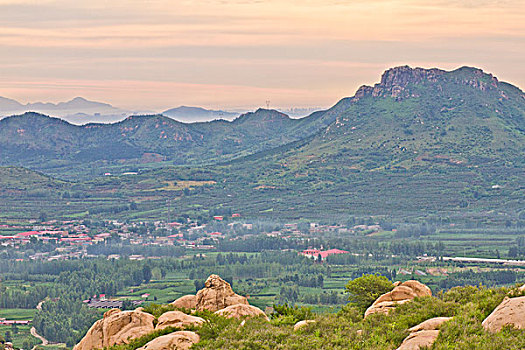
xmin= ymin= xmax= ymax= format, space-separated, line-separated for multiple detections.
xmin=17 ymin=231 xmax=42 ymax=237
xmin=231 ymin=213 xmax=241 ymax=218
xmin=300 ymin=248 xmax=349 ymax=261
xmin=213 ymin=216 xmax=224 ymax=221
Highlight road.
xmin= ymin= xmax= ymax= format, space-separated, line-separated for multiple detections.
xmin=30 ymin=326 xmax=48 ymax=346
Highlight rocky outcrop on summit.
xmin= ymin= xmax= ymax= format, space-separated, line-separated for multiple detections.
xmin=137 ymin=331 xmax=200 ymax=350
xmin=196 ymin=274 xmax=248 ymax=312
xmin=482 ymin=296 xmax=525 ymax=332
xmin=354 ymin=65 xmax=509 ymax=101
xmin=155 ymin=311 xmax=205 ymax=330
xmin=355 ymin=66 xmax=445 ymax=100
xmin=214 ymin=304 xmax=269 ymax=321
xmin=397 ymin=317 xmax=452 ymax=350
xmin=73 ymin=309 xmax=155 ymax=350
xmin=365 ymin=280 xmax=432 ymax=318
xmin=171 ymin=295 xmax=197 ymax=310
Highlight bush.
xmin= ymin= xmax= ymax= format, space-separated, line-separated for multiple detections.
xmin=345 ymin=274 xmax=394 ymax=312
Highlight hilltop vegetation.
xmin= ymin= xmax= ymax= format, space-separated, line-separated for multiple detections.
xmin=0 ymin=66 xmax=523 ymax=224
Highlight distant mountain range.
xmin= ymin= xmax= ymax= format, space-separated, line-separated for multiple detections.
xmin=0 ymin=96 xmax=246 ymax=125
xmin=0 ymin=66 xmax=523 ymax=220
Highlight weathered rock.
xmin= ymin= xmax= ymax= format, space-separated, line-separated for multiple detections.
xmin=293 ymin=320 xmax=316 ymax=331
xmin=364 ymin=300 xmax=411 ymax=317
xmin=365 ymin=280 xmax=432 ymax=318
xmin=73 ymin=309 xmax=155 ymax=350
xmin=408 ymin=317 xmax=452 ymax=333
xmin=172 ymin=295 xmax=197 ymax=310
xmin=482 ymin=296 xmax=525 ymax=332
xmin=519 ymin=284 xmax=525 ymax=292
xmin=397 ymin=330 xmax=440 ymax=350
xmin=399 ymin=280 xmax=432 ymax=298
xmin=215 ymin=304 xmax=269 ymax=321
xmin=196 ymin=274 xmax=248 ymax=312
xmin=137 ymin=331 xmax=200 ymax=350
xmin=156 ymin=310 xmax=205 ymax=330
xmin=375 ymin=286 xmax=419 ymax=304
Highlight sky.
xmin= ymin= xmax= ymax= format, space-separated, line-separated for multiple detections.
xmin=0 ymin=0 xmax=523 ymax=111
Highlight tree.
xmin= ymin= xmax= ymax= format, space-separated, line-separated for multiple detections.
xmin=345 ymin=274 xmax=394 ymax=312
xmin=142 ymin=265 xmax=152 ymax=283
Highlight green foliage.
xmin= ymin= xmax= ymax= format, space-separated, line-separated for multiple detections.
xmin=345 ymin=274 xmax=394 ymax=312
xmin=271 ymin=303 xmax=314 ymax=326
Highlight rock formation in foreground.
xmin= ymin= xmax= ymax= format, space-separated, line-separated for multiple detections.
xmin=137 ymin=331 xmax=200 ymax=350
xmin=74 ymin=274 xmax=267 ymax=350
xmin=215 ymin=304 xmax=270 ymax=321
xmin=196 ymin=274 xmax=249 ymax=311
xmin=156 ymin=311 xmax=205 ymax=330
xmin=365 ymin=280 xmax=432 ymax=317
xmin=397 ymin=317 xmax=452 ymax=350
xmin=171 ymin=294 xmax=197 ymax=310
xmin=73 ymin=309 xmax=155 ymax=350
xmin=482 ymin=296 xmax=525 ymax=332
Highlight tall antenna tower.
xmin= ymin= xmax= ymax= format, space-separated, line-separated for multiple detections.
xmin=265 ymin=100 xmax=271 ymax=109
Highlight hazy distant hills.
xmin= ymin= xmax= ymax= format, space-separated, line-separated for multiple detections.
xmin=0 ymin=96 xmax=244 ymax=125
xmin=0 ymin=96 xmax=133 ymax=125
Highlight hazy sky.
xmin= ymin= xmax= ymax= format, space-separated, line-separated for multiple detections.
xmin=0 ymin=0 xmax=523 ymax=111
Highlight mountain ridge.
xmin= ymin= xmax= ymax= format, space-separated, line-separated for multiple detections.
xmin=0 ymin=65 xmax=523 ymax=182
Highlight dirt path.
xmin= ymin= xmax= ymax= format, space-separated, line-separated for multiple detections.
xmin=31 ymin=326 xmax=48 ymax=346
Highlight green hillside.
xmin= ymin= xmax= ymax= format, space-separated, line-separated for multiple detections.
xmin=0 ymin=66 xmax=523 ymax=223
xmin=0 ymin=108 xmax=335 ymax=177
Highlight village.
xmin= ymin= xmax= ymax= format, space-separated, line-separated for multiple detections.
xmin=0 ymin=216 xmax=381 ymax=262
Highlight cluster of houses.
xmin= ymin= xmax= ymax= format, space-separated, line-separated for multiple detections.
xmin=83 ymin=294 xmax=145 ymax=309
xmin=0 ymin=218 xmax=384 ymax=262
xmin=300 ymin=248 xmax=350 ymax=261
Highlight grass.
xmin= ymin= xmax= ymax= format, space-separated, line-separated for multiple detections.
xmin=0 ymin=309 xmax=36 ymax=320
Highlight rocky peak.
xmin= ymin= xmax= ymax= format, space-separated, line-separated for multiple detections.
xmin=379 ymin=66 xmax=445 ymax=88
xmin=353 ymin=65 xmax=505 ymax=101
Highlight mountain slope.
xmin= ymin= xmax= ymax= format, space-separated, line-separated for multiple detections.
xmin=0 ymin=108 xmax=335 ymax=174
xmin=0 ymin=66 xmax=523 ymax=221
xmin=162 ymin=106 xmax=239 ymax=122
xmin=179 ymin=66 xmax=525 ymax=220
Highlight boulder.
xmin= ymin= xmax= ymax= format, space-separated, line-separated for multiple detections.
xmin=215 ymin=304 xmax=269 ymax=321
xmin=365 ymin=300 xmax=411 ymax=317
xmin=293 ymin=320 xmax=316 ymax=331
xmin=73 ymin=309 xmax=155 ymax=350
xmin=375 ymin=286 xmax=419 ymax=304
xmin=482 ymin=296 xmax=525 ymax=332
xmin=408 ymin=317 xmax=452 ymax=332
xmin=399 ymin=280 xmax=432 ymax=298
xmin=396 ymin=330 xmax=440 ymax=350
xmin=172 ymin=295 xmax=197 ymax=310
xmin=519 ymin=284 xmax=525 ymax=292
xmin=137 ymin=331 xmax=200 ymax=350
xmin=196 ymin=274 xmax=248 ymax=312
xmin=156 ymin=310 xmax=205 ymax=330
xmin=365 ymin=280 xmax=431 ymax=318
